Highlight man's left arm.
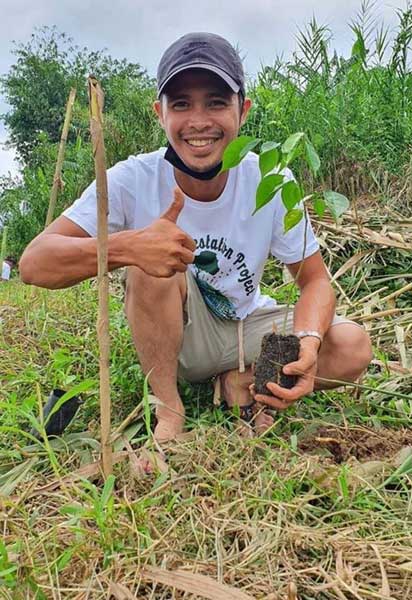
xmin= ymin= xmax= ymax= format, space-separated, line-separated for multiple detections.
xmin=254 ymin=250 xmax=335 ymax=409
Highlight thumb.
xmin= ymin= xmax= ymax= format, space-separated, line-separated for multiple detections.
xmin=161 ymin=187 xmax=185 ymax=223
xmin=283 ymin=348 xmax=317 ymax=375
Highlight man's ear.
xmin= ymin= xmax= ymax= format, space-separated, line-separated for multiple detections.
xmin=153 ymin=100 xmax=165 ymax=128
xmin=239 ymin=97 xmax=252 ymax=128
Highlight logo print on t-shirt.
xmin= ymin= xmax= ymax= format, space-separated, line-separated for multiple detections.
xmin=194 ymin=251 xmax=237 ymax=319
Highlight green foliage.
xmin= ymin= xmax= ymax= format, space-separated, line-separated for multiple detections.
xmin=243 ymin=4 xmax=412 ymax=181
xmin=0 ymin=134 xmax=94 ymax=256
xmin=1 ymin=26 xmax=150 ymax=164
xmin=2 ymin=3 xmax=412 ymax=258
xmin=221 ymin=130 xmax=349 ymax=227
xmin=323 ymin=190 xmax=351 ymax=220
xmin=0 ymin=29 xmax=163 ymax=257
xmin=220 ymin=135 xmax=260 ymax=171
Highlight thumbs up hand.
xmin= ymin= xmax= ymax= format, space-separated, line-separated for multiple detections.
xmin=161 ymin=187 xmax=185 ymax=223
xmin=131 ymin=188 xmax=196 ymax=278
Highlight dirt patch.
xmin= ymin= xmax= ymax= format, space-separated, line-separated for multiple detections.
xmin=298 ymin=426 xmax=412 ymax=463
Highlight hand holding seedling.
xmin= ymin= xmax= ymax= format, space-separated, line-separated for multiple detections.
xmin=222 ymin=132 xmax=349 ymax=407
xmin=252 ymin=338 xmax=319 ymax=409
xmin=136 ymin=187 xmax=196 ymax=277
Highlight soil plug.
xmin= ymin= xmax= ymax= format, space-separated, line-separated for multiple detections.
xmin=254 ymin=333 xmax=300 ymax=395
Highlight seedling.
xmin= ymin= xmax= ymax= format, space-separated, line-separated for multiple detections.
xmin=220 ymin=133 xmax=349 ymax=392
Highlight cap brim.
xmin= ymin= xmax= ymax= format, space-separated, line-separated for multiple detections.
xmin=158 ymin=63 xmax=240 ymax=97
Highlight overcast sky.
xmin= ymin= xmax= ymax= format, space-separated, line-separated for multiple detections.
xmin=0 ymin=0 xmax=404 ymax=177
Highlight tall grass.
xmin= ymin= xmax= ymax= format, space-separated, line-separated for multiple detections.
xmin=1 ymin=2 xmax=412 ymax=257
xmin=244 ymin=1 xmax=412 ymax=197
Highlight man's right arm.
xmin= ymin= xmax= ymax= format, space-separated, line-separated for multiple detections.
xmin=19 ymin=188 xmax=196 ymax=289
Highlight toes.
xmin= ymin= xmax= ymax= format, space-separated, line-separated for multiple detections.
xmin=154 ymin=419 xmax=184 ymax=443
xmin=254 ymin=411 xmax=274 ymax=433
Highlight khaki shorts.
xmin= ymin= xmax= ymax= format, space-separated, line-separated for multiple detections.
xmin=178 ymin=270 xmax=359 ymax=383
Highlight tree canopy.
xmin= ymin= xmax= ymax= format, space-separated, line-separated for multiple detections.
xmin=1 ymin=26 xmax=152 ymax=164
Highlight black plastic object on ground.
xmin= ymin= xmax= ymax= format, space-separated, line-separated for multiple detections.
xmin=30 ymin=389 xmax=82 ymax=439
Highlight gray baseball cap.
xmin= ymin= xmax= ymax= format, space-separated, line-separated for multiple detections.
xmin=157 ymin=32 xmax=245 ymax=98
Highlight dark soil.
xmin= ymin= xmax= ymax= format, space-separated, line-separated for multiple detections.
xmin=254 ymin=333 xmax=300 ymax=395
xmin=298 ymin=426 xmax=412 ymax=463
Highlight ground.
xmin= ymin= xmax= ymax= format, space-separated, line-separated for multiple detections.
xmin=0 ymin=204 xmax=411 ymax=599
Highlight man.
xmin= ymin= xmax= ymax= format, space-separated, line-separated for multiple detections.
xmin=1 ymin=256 xmax=16 ymax=282
xmin=19 ymin=33 xmax=372 ymax=443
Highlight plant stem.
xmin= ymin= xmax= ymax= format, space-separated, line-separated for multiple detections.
xmin=281 ymin=207 xmax=309 ymax=334
xmin=88 ymin=76 xmax=112 ymax=478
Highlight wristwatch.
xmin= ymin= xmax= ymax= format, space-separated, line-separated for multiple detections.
xmin=295 ymin=330 xmax=323 ymax=344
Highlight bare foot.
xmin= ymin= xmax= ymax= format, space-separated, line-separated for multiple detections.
xmin=154 ymin=415 xmax=184 ymax=443
xmin=153 ymin=397 xmax=185 ymax=443
xmin=132 ymin=448 xmax=168 ymax=476
xmin=231 ymin=408 xmax=274 ymax=438
xmin=133 ymin=421 xmax=183 ymax=475
xmin=254 ymin=408 xmax=274 ymax=435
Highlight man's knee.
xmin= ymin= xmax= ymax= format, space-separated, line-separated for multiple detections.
xmin=124 ymin=266 xmax=186 ymax=312
xmin=323 ymin=323 xmax=373 ymax=380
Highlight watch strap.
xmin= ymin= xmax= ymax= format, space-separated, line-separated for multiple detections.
xmin=295 ymin=330 xmax=323 ymax=343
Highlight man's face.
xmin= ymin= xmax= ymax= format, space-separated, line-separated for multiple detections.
xmin=154 ymin=69 xmax=251 ymax=173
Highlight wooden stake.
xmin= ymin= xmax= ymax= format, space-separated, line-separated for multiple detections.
xmin=237 ymin=320 xmax=245 ymax=373
xmin=88 ymin=76 xmax=112 ymax=477
xmin=45 ymin=88 xmax=76 ymax=228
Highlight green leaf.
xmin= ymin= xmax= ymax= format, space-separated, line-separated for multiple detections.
xmin=220 ymin=136 xmax=260 ymax=172
xmin=153 ymin=471 xmax=169 ymax=490
xmin=254 ymin=174 xmax=284 ymax=213
xmin=261 ymin=141 xmax=280 ymax=153
xmin=281 ymin=132 xmax=305 ymax=154
xmin=57 ymin=547 xmax=75 ymax=572
xmin=323 ymin=191 xmax=350 ymax=221
xmin=313 ymin=196 xmax=326 ymax=217
xmin=59 ymin=504 xmax=85 ymax=517
xmin=0 ymin=457 xmax=38 ymax=497
xmin=284 ymin=209 xmax=303 ymax=233
xmin=381 ymin=454 xmax=412 ymax=487
xmin=259 ymin=148 xmax=280 ymax=177
xmin=100 ymin=474 xmax=116 ymax=508
xmin=113 ymin=421 xmax=143 ymax=452
xmin=304 ymin=139 xmax=321 ymax=174
xmin=281 ymin=180 xmax=302 ymax=210
xmin=143 ymin=372 xmax=151 ymax=437
xmin=352 ymin=34 xmax=366 ymax=61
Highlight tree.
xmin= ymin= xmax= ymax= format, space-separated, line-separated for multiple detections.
xmin=1 ymin=26 xmax=150 ymax=164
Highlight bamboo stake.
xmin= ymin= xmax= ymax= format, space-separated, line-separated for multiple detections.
xmin=45 ymin=88 xmax=76 ymax=228
xmin=88 ymin=76 xmax=112 ymax=477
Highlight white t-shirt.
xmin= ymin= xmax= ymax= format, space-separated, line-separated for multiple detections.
xmin=1 ymin=262 xmax=11 ymax=281
xmin=63 ymin=148 xmax=319 ymax=320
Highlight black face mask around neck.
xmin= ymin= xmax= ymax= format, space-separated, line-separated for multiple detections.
xmin=164 ymin=144 xmax=223 ymax=181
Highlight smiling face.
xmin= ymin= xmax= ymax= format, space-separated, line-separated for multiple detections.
xmin=154 ymin=69 xmax=251 ymax=173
